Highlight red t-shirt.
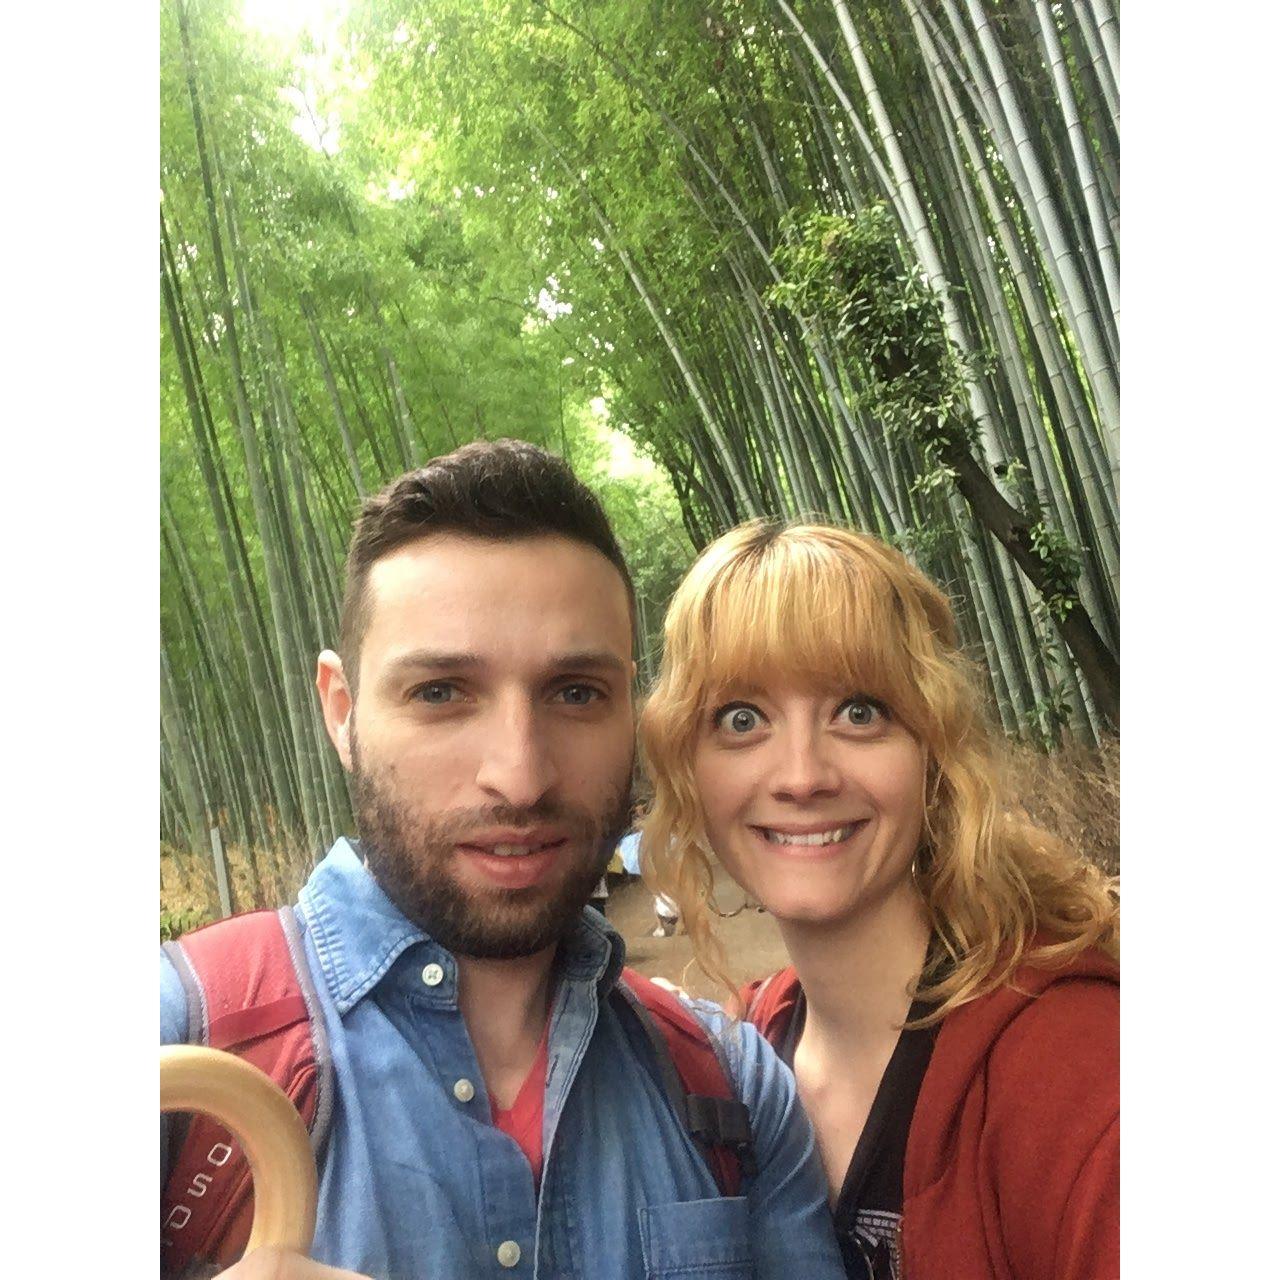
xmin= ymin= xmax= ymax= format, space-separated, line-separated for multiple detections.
xmin=490 ymin=1019 xmax=551 ymax=1184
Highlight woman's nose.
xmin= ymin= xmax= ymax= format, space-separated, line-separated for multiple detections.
xmin=768 ymin=731 xmax=842 ymax=803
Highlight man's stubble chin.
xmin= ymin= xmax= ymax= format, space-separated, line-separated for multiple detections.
xmin=349 ymin=736 xmax=632 ymax=959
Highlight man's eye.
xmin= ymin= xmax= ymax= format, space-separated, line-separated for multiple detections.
xmin=413 ymin=682 xmax=457 ymax=705
xmin=557 ymin=684 xmax=601 ymax=707
xmin=837 ymin=696 xmax=887 ymax=728
xmin=714 ymin=703 xmax=763 ymax=734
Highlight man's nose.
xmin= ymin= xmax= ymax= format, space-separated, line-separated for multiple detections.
xmin=769 ymin=729 xmax=842 ymax=804
xmin=474 ymin=698 xmax=559 ymax=809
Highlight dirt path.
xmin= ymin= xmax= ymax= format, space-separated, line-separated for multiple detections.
xmin=601 ymin=863 xmax=789 ymax=1000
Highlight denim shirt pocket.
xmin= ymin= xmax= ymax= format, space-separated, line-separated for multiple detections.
xmin=639 ymin=1196 xmax=752 ymax=1278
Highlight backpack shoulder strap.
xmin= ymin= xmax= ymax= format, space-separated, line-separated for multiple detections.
xmin=615 ymin=967 xmax=756 ymax=1197
xmin=161 ymin=908 xmax=332 ymax=1279
xmin=741 ymin=967 xmax=802 ymax=1049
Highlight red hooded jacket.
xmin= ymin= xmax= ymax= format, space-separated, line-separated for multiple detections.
xmin=745 ymin=948 xmax=1118 ymax=1279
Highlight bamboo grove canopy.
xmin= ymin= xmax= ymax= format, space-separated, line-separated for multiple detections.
xmin=161 ymin=0 xmax=1119 ymax=887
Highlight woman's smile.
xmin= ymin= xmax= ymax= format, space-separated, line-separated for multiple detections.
xmin=750 ymin=819 xmax=871 ymax=856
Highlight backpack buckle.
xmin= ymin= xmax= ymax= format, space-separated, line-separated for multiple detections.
xmin=686 ymin=1095 xmax=758 ymax=1178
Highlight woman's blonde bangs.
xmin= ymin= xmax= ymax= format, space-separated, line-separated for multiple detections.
xmin=673 ymin=523 xmax=935 ymax=737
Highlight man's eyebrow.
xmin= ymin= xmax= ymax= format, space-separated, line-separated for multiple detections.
xmin=548 ymin=651 xmax=630 ymax=677
xmin=378 ymin=650 xmax=629 ymax=681
xmin=381 ymin=651 xmax=484 ymax=680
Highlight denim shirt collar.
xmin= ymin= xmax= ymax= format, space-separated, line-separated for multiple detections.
xmin=298 ymin=838 xmax=624 ymax=1015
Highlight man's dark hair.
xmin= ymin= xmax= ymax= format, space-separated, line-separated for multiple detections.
xmin=339 ymin=439 xmax=635 ymax=692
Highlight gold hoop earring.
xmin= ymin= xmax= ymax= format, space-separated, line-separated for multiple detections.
xmin=910 ymin=847 xmax=930 ymax=895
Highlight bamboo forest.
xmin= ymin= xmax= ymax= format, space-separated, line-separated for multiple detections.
xmin=160 ymin=0 xmax=1120 ymax=912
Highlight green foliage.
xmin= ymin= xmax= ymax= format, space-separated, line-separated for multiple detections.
xmin=767 ymin=206 xmax=979 ymax=463
xmin=1020 ymin=685 xmax=1078 ymax=751
xmin=769 ymin=205 xmax=1090 ymax=666
xmin=888 ymin=519 xmax=959 ymax=563
xmin=1027 ymin=522 xmax=1083 ymax=621
xmin=161 ymin=906 xmax=213 ymax=942
xmin=994 ymin=458 xmax=1034 ymax=507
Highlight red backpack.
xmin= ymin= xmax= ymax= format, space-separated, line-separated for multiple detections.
xmin=161 ymin=909 xmax=756 ymax=1277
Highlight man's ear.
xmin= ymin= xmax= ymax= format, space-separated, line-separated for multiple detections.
xmin=316 ymin=650 xmax=355 ymax=772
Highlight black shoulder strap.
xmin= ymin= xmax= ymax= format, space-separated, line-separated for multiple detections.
xmin=612 ymin=976 xmax=756 ymax=1194
xmin=613 ymin=979 xmax=693 ymax=1128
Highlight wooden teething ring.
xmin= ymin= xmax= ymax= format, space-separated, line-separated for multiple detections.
xmin=161 ymin=1044 xmax=318 ymax=1259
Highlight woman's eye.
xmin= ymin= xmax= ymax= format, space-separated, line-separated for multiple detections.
xmin=557 ymin=684 xmax=600 ymax=706
xmin=838 ymin=696 xmax=886 ymax=728
xmin=715 ymin=704 xmax=763 ymax=734
xmin=413 ymin=682 xmax=457 ymax=705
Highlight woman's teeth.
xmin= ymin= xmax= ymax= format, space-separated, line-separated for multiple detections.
xmin=761 ymin=825 xmax=856 ymax=847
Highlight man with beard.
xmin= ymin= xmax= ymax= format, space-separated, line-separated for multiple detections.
xmin=161 ymin=440 xmax=844 ymax=1280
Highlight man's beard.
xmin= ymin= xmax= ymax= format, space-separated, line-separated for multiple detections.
xmin=350 ymin=739 xmax=632 ymax=959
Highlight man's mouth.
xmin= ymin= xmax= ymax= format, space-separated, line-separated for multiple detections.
xmin=471 ymin=838 xmax=566 ymax=859
xmin=454 ymin=832 xmax=571 ymax=886
xmin=456 ymin=826 xmax=569 ymax=856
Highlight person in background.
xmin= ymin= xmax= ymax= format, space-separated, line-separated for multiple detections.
xmin=639 ymin=519 xmax=1119 ymax=1280
xmin=616 ymin=808 xmax=680 ymax=937
xmin=651 ymin=896 xmax=680 ymax=938
xmin=588 ymin=871 xmax=610 ymax=917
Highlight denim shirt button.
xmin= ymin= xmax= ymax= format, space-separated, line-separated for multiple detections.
xmin=421 ymin=963 xmax=445 ymax=986
xmin=496 ymin=1240 xmax=521 ymax=1268
xmin=452 ymin=1078 xmax=476 ymax=1103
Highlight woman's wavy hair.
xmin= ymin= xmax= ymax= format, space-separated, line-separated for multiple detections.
xmin=638 ymin=519 xmax=1118 ymax=1021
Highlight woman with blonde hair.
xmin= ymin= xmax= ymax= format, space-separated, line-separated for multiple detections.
xmin=639 ymin=519 xmax=1118 ymax=1280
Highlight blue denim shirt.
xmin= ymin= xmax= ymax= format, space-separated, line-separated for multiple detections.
xmin=161 ymin=841 xmax=843 ymax=1279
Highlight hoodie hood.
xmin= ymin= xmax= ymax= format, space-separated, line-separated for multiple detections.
xmin=903 ymin=943 xmax=1119 ymax=1196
